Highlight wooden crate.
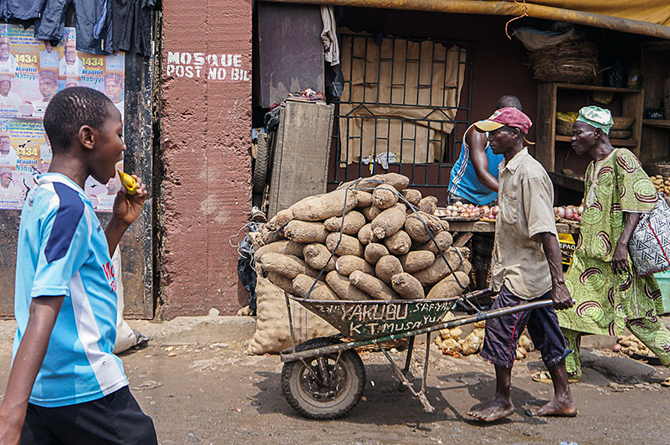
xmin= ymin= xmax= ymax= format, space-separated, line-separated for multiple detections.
xmin=267 ymin=100 xmax=335 ymax=218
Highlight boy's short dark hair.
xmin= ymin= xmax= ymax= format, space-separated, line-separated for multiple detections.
xmin=43 ymin=87 xmax=115 ymax=155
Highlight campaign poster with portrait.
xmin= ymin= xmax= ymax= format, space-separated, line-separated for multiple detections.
xmin=0 ymin=120 xmax=43 ymax=209
xmin=0 ymin=24 xmax=126 ymax=212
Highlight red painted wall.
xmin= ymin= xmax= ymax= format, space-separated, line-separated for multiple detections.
xmin=160 ymin=0 xmax=252 ymax=318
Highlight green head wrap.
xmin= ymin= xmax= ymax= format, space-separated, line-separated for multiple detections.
xmin=576 ymin=106 xmax=613 ymax=135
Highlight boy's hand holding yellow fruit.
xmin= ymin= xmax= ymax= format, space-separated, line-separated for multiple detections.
xmin=117 ymin=169 xmax=137 ymax=194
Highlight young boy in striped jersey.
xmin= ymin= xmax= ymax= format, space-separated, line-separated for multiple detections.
xmin=0 ymin=87 xmax=157 ymax=444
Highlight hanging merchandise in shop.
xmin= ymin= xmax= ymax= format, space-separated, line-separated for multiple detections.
xmin=0 ymin=24 xmax=125 ymax=211
xmin=4 ymin=0 xmax=158 ymax=56
xmin=3 ymin=0 xmax=45 ymax=21
xmin=110 ymin=0 xmax=158 ymax=57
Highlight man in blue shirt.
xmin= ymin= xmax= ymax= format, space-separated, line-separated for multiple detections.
xmin=449 ymin=95 xmax=523 ymax=294
xmin=0 ymin=87 xmax=157 ymax=444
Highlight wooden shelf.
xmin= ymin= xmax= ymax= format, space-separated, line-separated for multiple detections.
xmin=555 ymin=135 xmax=638 ymax=147
xmin=537 ymin=82 xmax=643 ymax=172
xmin=447 ymin=219 xmax=579 ymax=235
xmin=548 ymin=171 xmax=584 ymax=193
xmin=643 ymin=119 xmax=670 ymax=129
xmin=553 ymin=83 xmax=642 ymax=94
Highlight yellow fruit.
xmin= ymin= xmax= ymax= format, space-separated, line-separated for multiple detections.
xmin=117 ymin=169 xmax=137 ymax=194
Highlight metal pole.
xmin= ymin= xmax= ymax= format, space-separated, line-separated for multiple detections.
xmin=260 ymin=0 xmax=670 ymax=40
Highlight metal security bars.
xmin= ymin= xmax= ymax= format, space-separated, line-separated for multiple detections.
xmin=331 ymin=34 xmax=474 ymax=188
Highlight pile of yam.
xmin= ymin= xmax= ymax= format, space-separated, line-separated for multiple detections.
xmin=614 ymin=334 xmax=653 ymax=358
xmin=435 ymin=313 xmax=534 ymax=358
xmin=252 ymin=173 xmax=472 ymax=301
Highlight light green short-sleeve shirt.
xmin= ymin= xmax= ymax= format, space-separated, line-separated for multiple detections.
xmin=490 ymin=148 xmax=558 ymax=299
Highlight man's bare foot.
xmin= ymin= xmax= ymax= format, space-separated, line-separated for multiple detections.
xmin=466 ymin=399 xmax=515 ymax=422
xmin=525 ymin=399 xmax=578 ymax=418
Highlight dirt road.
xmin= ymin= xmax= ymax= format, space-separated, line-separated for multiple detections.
xmin=1 ymin=328 xmax=668 ymax=444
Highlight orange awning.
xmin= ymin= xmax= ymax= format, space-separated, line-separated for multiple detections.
xmin=261 ymin=0 xmax=670 ymax=39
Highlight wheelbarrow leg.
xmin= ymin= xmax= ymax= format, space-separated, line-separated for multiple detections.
xmin=376 ymin=339 xmax=435 ymax=414
xmin=403 ymin=336 xmax=415 ymax=375
xmin=421 ymin=333 xmax=431 ymax=396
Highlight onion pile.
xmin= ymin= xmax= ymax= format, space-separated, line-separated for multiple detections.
xmin=482 ymin=205 xmax=499 ymax=220
xmin=436 ymin=201 xmax=483 ymax=219
xmin=554 ymin=205 xmax=583 ymax=222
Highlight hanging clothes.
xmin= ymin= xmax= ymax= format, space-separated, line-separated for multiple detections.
xmin=320 ymin=6 xmax=340 ymax=66
xmin=5 ymin=0 xmax=46 ymax=21
xmin=34 ymin=0 xmax=111 ymax=55
xmin=110 ymin=0 xmax=156 ymax=57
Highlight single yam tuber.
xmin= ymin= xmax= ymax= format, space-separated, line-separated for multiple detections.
xmin=337 ymin=175 xmax=381 ymax=191
xmin=418 ymin=196 xmax=438 ymax=215
xmin=460 ymin=328 xmax=485 ymax=355
xmin=383 ymin=229 xmax=411 ymax=255
xmin=326 ymin=271 xmax=370 ymax=301
xmin=439 ymin=338 xmax=461 ymax=353
xmin=400 ymin=189 xmax=422 ymax=206
xmin=336 ymin=173 xmax=409 ymax=192
xmin=372 ymin=184 xmax=399 ymax=209
xmin=456 ymin=248 xmax=472 ymax=275
xmin=258 ymin=224 xmax=285 ymax=245
xmin=283 ymin=220 xmax=328 ymax=244
xmin=391 ymin=272 xmax=425 ymax=299
xmin=361 ymin=205 xmax=383 ymax=222
xmin=354 ymin=190 xmax=373 ymax=208
xmin=377 ymin=172 xmax=410 ymax=191
xmin=248 ymin=232 xmax=263 ymax=250
xmin=413 ymin=248 xmax=467 ymax=286
xmin=399 ymin=250 xmax=435 ymax=273
xmin=404 ymin=211 xmax=444 ymax=243
xmin=518 ymin=333 xmax=534 ymax=352
xmin=290 ymin=189 xmax=358 ymax=222
xmin=303 ymin=243 xmax=338 ymax=273
xmin=426 ymin=271 xmax=470 ymax=299
xmin=266 ymin=272 xmax=295 ymax=294
xmin=364 ymin=243 xmax=389 ymax=265
xmin=325 ymin=232 xmax=364 ymax=257
xmin=260 ymin=253 xmax=319 ymax=279
xmin=255 ymin=240 xmax=306 ymax=262
xmin=324 ymin=210 xmax=366 ymax=235
xmin=266 ymin=209 xmax=294 ymax=231
xmin=375 ymin=255 xmax=404 ymax=285
xmin=335 ymin=255 xmax=375 ymax=276
xmin=417 ymin=231 xmax=453 ymax=255
xmin=292 ymin=274 xmax=339 ymax=300
xmin=357 ymin=223 xmax=374 ymax=245
xmin=349 ymin=270 xmax=398 ymax=301
xmin=371 ymin=204 xmax=407 ymax=240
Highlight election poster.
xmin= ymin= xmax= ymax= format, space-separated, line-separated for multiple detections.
xmin=0 ymin=24 xmax=126 ymax=212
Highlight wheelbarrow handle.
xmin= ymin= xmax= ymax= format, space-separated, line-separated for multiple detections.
xmin=280 ymin=298 xmax=561 ymax=362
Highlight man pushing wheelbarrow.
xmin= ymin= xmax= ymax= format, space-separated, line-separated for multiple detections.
xmin=465 ymin=108 xmax=578 ymax=422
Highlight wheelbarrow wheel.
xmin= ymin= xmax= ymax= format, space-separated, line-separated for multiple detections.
xmin=282 ymin=337 xmax=365 ymax=420
xmin=252 ymin=133 xmax=270 ymax=194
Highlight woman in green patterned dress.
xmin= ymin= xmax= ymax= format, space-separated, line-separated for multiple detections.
xmin=540 ymin=106 xmax=670 ymax=383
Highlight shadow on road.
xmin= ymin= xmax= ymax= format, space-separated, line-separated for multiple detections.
xmin=249 ymin=364 xmax=554 ymax=428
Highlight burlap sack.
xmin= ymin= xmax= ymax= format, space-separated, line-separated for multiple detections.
xmin=246 ymin=276 xmax=339 ymax=355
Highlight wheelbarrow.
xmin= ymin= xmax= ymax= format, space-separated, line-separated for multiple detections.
xmin=279 ymin=290 xmax=553 ymax=420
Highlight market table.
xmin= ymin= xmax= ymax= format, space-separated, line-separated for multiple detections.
xmin=448 ymin=219 xmax=580 ymax=235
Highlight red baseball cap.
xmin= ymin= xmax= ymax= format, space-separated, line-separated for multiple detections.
xmin=474 ymin=107 xmax=533 ymax=134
